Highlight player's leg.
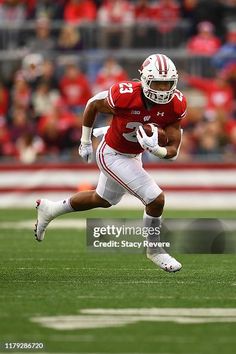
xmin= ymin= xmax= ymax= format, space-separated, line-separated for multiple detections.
xmin=34 ymin=190 xmax=110 ymax=242
xmin=35 ymin=171 xmax=125 ymax=242
xmin=144 ymin=194 xmax=182 ymax=272
xmin=97 ymin=141 xmax=182 ymax=272
xmin=144 ymin=192 xmax=166 ymax=255
xmin=70 ymin=190 xmax=111 ymax=210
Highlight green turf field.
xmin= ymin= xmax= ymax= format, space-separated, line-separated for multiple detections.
xmin=0 ymin=208 xmax=236 ymax=354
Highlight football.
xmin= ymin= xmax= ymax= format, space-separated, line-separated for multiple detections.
xmin=142 ymin=124 xmax=168 ymax=147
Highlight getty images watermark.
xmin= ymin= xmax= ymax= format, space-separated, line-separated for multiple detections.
xmin=86 ymin=218 xmax=236 ymax=253
xmin=86 ymin=219 xmax=170 ymax=253
xmin=92 ymin=223 xmax=170 ymax=250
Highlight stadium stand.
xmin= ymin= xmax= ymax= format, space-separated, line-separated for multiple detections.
xmin=0 ymin=0 xmax=235 ymax=164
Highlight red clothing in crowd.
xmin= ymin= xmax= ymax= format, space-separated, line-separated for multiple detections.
xmin=134 ymin=2 xmax=153 ymax=21
xmin=0 ymin=125 xmax=13 ymax=156
xmin=95 ymin=70 xmax=128 ymax=92
xmin=60 ymin=72 xmax=91 ymax=107
xmin=187 ymin=76 xmax=234 ymax=113
xmin=21 ymin=0 xmax=36 ymax=11
xmin=11 ymin=79 xmax=31 ymax=110
xmin=0 ymin=85 xmax=8 ymax=117
xmin=98 ymin=0 xmax=134 ymax=25
xmin=187 ymin=35 xmax=221 ymax=55
xmin=94 ymin=62 xmax=128 ymax=93
xmin=37 ymin=105 xmax=78 ymax=152
xmin=38 ymin=110 xmax=77 ymax=136
xmin=64 ymin=0 xmax=97 ymax=24
xmin=153 ymin=0 xmax=180 ymax=33
xmin=220 ymin=63 xmax=236 ymax=99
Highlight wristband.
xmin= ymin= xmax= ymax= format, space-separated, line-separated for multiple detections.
xmin=151 ymin=145 xmax=168 ymax=158
xmin=81 ymin=126 xmax=92 ymax=144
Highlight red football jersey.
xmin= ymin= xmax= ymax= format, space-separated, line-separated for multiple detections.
xmin=105 ymin=81 xmax=187 ymax=154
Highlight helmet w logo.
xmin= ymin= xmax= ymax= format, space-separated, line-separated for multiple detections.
xmin=155 ymin=54 xmax=168 ymax=76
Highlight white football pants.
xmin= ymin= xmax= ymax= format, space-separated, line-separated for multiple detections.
xmin=96 ymin=139 xmax=162 ymax=206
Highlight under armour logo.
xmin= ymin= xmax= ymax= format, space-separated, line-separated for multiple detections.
xmin=143 ymin=115 xmax=151 ymax=121
xmin=157 ymin=112 xmax=164 ymax=117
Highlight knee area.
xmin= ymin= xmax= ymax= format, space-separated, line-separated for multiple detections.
xmin=148 ymin=192 xmax=165 ymax=210
xmin=102 ymin=200 xmax=112 ymax=208
xmin=94 ymin=192 xmax=112 ymax=208
xmin=157 ymin=192 xmax=165 ymax=208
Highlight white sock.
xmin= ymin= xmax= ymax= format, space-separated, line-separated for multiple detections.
xmin=50 ymin=198 xmax=75 ymax=218
xmin=143 ymin=211 xmax=166 ymax=255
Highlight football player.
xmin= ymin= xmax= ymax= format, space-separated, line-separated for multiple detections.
xmin=35 ymin=54 xmax=187 ymax=272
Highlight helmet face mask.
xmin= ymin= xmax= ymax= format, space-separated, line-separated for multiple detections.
xmin=139 ymin=54 xmax=178 ymax=104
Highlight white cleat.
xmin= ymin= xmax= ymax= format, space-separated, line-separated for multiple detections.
xmin=147 ymin=252 xmax=182 ymax=273
xmin=34 ymin=199 xmax=54 ymax=242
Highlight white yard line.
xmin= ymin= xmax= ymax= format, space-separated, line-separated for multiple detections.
xmin=82 ymin=308 xmax=236 ymax=316
xmin=31 ymin=308 xmax=236 ymax=330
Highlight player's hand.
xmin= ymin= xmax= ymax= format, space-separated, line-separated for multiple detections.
xmin=136 ymin=125 xmax=158 ymax=152
xmin=78 ymin=142 xmax=93 ymax=163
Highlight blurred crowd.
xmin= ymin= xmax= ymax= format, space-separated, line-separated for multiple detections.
xmin=0 ymin=0 xmax=235 ymax=163
xmin=0 ymin=55 xmax=129 ymax=163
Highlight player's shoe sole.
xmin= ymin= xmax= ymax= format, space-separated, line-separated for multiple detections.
xmin=147 ymin=252 xmax=182 ymax=273
xmin=34 ymin=199 xmax=54 ymax=242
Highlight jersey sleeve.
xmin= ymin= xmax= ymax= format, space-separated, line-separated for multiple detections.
xmin=179 ymin=96 xmax=187 ymax=119
xmin=106 ymin=82 xmax=134 ymax=109
xmin=174 ymin=91 xmax=187 ymax=120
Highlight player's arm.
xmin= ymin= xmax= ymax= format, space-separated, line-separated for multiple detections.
xmin=82 ymin=97 xmax=115 ymax=128
xmin=79 ymin=92 xmax=114 ymax=163
xmin=81 ymin=96 xmax=114 ymax=143
xmin=137 ymin=121 xmax=182 ymax=160
xmin=164 ymin=121 xmax=182 ymax=159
